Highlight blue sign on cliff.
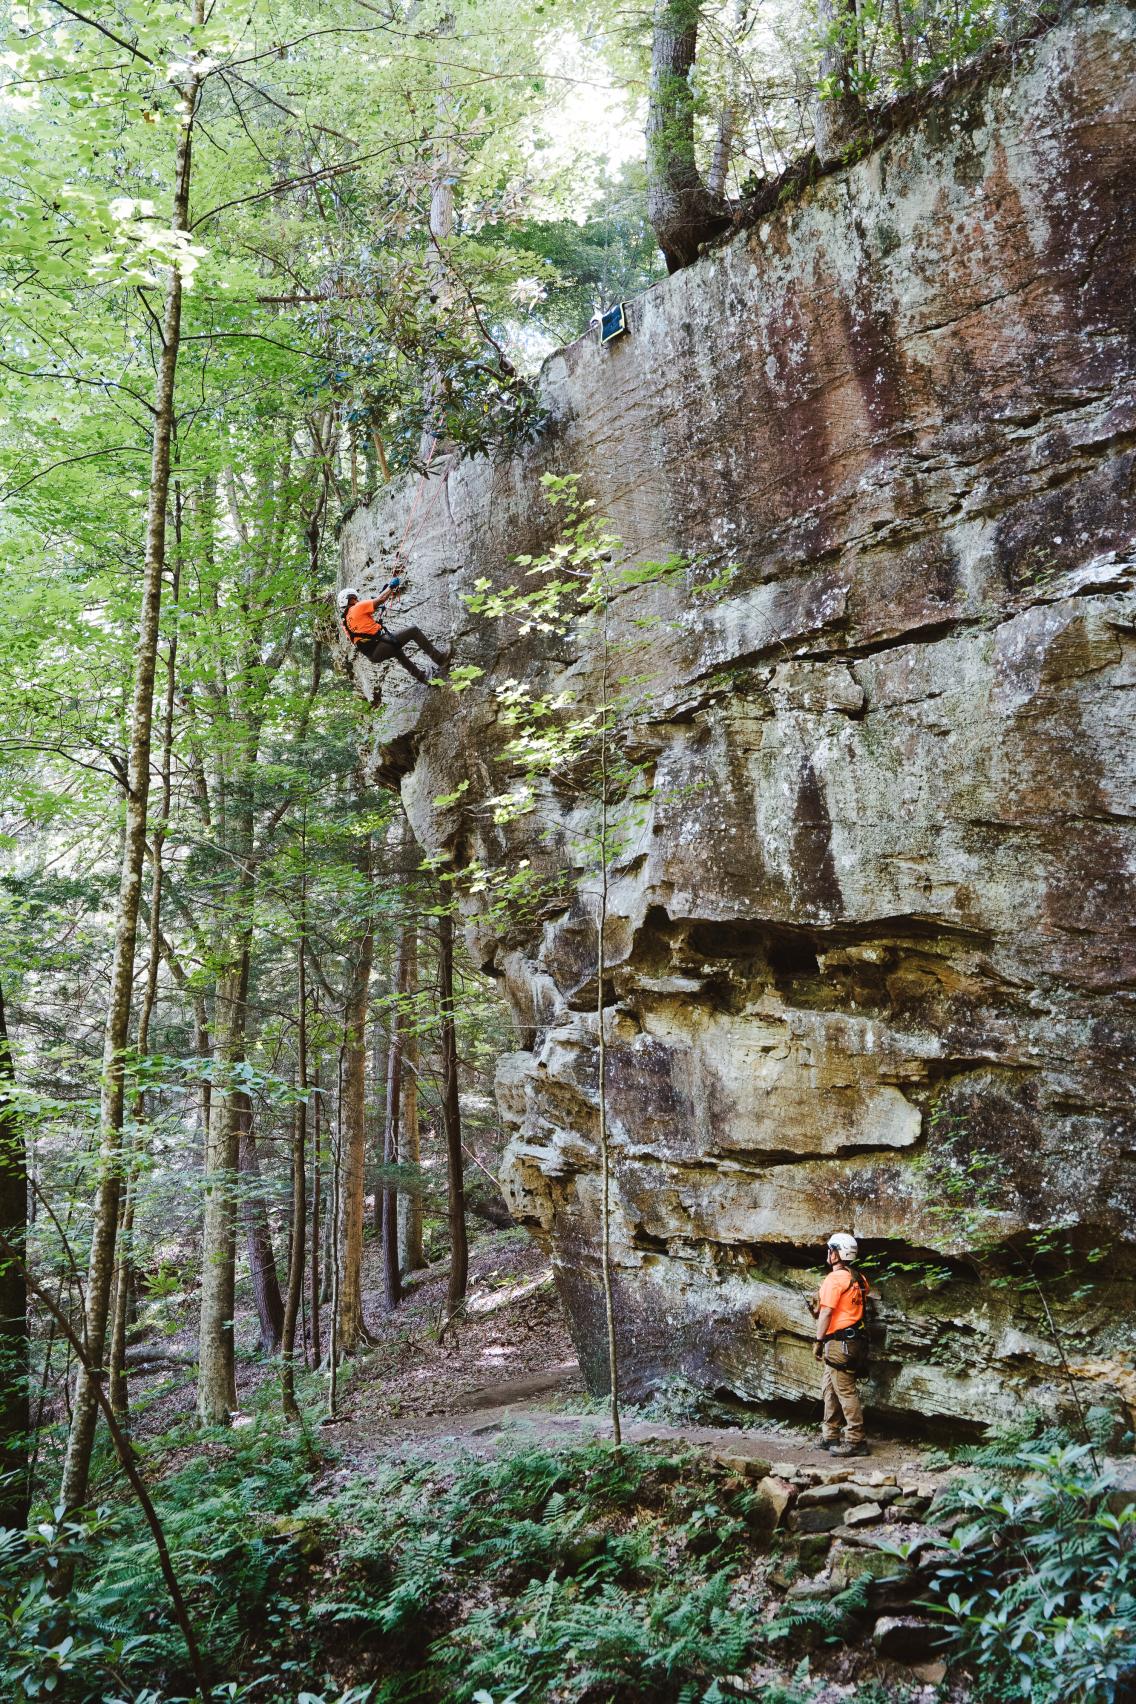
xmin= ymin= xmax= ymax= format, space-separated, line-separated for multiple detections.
xmin=599 ymin=303 xmax=627 ymax=344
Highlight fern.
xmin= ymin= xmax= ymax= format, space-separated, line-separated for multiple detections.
xmin=762 ymin=1574 xmax=873 ymax=1647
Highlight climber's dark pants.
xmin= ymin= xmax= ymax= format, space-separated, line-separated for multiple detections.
xmin=355 ymin=626 xmax=445 ymax=684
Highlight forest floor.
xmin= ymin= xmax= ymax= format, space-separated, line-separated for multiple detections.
xmin=97 ymin=1224 xmax=1132 ymax=1702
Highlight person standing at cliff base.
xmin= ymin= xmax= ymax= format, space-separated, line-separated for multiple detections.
xmin=811 ymin=1230 xmax=871 ymax=1457
xmin=337 ymin=583 xmax=449 ymax=685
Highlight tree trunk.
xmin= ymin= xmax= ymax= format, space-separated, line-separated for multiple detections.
xmin=381 ymin=931 xmax=409 ymax=1310
xmin=645 ymin=0 xmax=730 ymax=272
xmin=107 ymin=1183 xmax=135 ymax=1429
xmin=812 ymin=0 xmax=862 ymax=165
xmin=281 ymin=866 xmax=308 ymax=1419
xmin=706 ymin=104 xmax=735 ymax=199
xmin=0 ymin=979 xmax=28 ymax=1531
xmin=439 ymin=910 xmax=467 ymax=1317
xmin=336 ymin=837 xmax=374 ymax=1353
xmin=109 ymin=517 xmax=181 ymax=1433
xmin=397 ymin=929 xmax=424 ymax=1276
xmin=60 ymin=24 xmax=202 ymax=1512
xmin=237 ymin=1094 xmax=285 ymax=1353
xmin=328 ymin=1050 xmax=342 ymax=1407
xmin=370 ymin=943 xmax=390 ymax=1239
xmin=309 ymin=1056 xmax=322 ymax=1367
xmin=197 ymin=950 xmax=249 ymax=1424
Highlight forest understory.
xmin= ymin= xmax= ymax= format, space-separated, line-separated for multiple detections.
xmin=3 ymin=1221 xmax=1129 ymax=1704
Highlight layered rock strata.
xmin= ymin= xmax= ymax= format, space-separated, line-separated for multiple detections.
xmin=342 ymin=4 xmax=1136 ymax=1428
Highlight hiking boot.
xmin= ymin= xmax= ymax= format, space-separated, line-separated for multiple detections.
xmin=829 ymin=1441 xmax=870 ymax=1458
xmin=817 ymin=1439 xmax=838 ymax=1453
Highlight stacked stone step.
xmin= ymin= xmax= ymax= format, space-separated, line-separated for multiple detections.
xmin=710 ymin=1449 xmax=950 ymax=1677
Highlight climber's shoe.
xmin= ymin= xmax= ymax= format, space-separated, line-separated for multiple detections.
xmin=817 ymin=1439 xmax=838 ymax=1453
xmin=829 ymin=1441 xmax=870 ymax=1458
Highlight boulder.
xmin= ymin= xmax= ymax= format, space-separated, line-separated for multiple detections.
xmin=789 ymin=1505 xmax=847 ymax=1534
xmin=795 ymin=1533 xmax=834 ymax=1573
xmin=843 ymin=1501 xmax=885 ymax=1526
xmin=713 ymin=1450 xmax=773 ymax=1481
xmin=797 ymin=1482 xmax=856 ymax=1508
xmin=754 ymin=1475 xmax=795 ymax=1530
xmin=831 ymin=1549 xmax=915 ymax=1613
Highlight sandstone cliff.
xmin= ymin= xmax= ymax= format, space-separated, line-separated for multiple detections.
xmin=341 ymin=3 xmax=1136 ymax=1430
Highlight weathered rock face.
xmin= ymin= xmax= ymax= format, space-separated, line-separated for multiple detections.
xmin=342 ymin=5 xmax=1136 ymax=1429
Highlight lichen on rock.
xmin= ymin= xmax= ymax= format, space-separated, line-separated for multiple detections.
xmin=341 ymin=4 xmax=1136 ymax=1430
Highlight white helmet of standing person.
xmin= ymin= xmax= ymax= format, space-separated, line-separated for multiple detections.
xmin=828 ymin=1231 xmax=859 ymax=1262
xmin=336 ymin=587 xmax=359 ymax=614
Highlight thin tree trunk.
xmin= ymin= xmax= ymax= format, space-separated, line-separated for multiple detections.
xmin=328 ymin=1048 xmax=343 ymax=1409
xmin=197 ymin=950 xmax=249 ymax=1424
xmin=706 ymin=104 xmax=736 ymax=200
xmin=281 ymin=855 xmax=308 ymax=1420
xmin=321 ymin=1155 xmax=334 ymax=1304
xmin=645 ymin=0 xmax=730 ymax=272
xmin=109 ymin=516 xmax=182 ymax=1431
xmin=397 ymin=929 xmax=424 ymax=1276
xmin=309 ymin=1057 xmax=321 ymax=1367
xmin=706 ymin=0 xmax=748 ymax=200
xmin=439 ymin=910 xmax=467 ymax=1318
xmin=107 ymin=1184 xmax=135 ymax=1429
xmin=237 ymin=1095 xmax=285 ymax=1353
xmin=60 ymin=22 xmax=203 ymax=1513
xmin=812 ymin=0 xmax=862 ymax=165
xmin=370 ymin=991 xmax=389 ymax=1239
xmin=336 ymin=837 xmax=375 ymax=1351
xmin=381 ymin=932 xmax=408 ymax=1310
xmin=0 ymin=979 xmax=29 ymax=1530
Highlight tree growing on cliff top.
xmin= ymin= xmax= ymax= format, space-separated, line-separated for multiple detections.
xmin=638 ymin=0 xmax=1052 ymax=268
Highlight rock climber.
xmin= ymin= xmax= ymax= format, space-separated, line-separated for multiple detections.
xmin=810 ymin=1230 xmax=871 ymax=1458
xmin=336 ymin=582 xmax=449 ymax=685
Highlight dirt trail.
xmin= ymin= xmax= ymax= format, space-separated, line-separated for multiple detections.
xmin=380 ymin=1363 xmax=956 ymax=1489
xmin=331 ymin=1235 xmax=956 ymax=1491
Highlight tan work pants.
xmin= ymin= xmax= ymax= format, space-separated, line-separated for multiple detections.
xmin=821 ymin=1339 xmax=865 ymax=1444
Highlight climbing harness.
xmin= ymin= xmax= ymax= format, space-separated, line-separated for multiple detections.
xmin=821 ymin=1269 xmax=876 ymax=1369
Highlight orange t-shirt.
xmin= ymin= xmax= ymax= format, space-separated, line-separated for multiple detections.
xmin=345 ymin=599 xmax=382 ymax=639
xmin=818 ymin=1269 xmax=865 ymax=1335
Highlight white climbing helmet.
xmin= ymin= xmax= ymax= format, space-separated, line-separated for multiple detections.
xmin=828 ymin=1231 xmax=859 ymax=1262
xmin=335 ymin=586 xmax=358 ymax=614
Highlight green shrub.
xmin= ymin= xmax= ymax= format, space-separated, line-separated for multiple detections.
xmin=927 ymin=1440 xmax=1136 ymax=1702
xmin=0 ymin=1408 xmax=323 ymax=1701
